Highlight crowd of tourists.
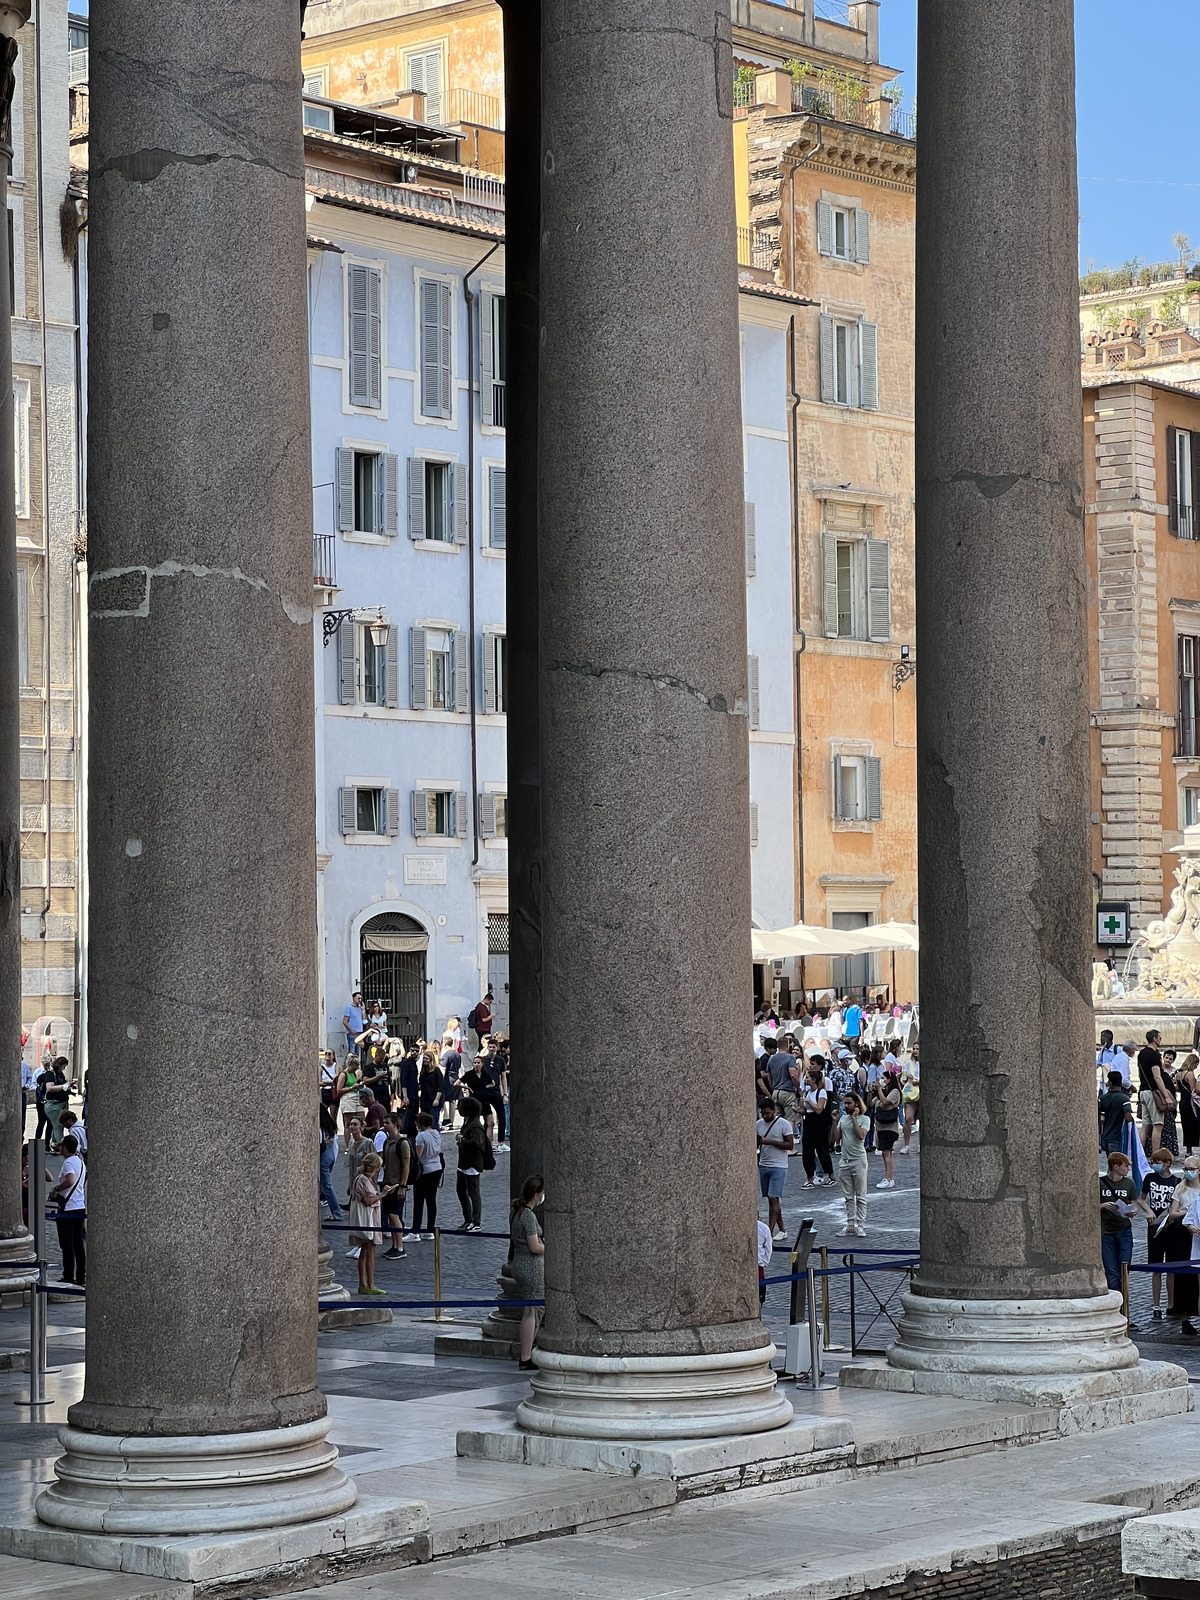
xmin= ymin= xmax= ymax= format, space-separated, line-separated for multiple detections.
xmin=18 ymin=1032 xmax=86 ymax=1289
xmin=754 ymin=997 xmax=919 ymax=1243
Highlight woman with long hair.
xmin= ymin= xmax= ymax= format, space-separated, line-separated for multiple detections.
xmin=1179 ymin=1053 xmax=1200 ymax=1156
xmin=349 ymin=1150 xmax=385 ymax=1296
xmin=510 ymin=1173 xmax=545 ymax=1371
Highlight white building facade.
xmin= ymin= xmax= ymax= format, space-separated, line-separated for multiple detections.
xmin=306 ymin=180 xmax=507 ymax=1054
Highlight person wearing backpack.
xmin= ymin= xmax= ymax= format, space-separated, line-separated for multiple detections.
xmin=455 ymin=1096 xmax=488 ymax=1231
xmin=467 ymin=992 xmax=493 ymax=1052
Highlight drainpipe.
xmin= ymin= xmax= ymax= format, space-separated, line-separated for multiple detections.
xmin=463 ymin=239 xmax=499 ymax=867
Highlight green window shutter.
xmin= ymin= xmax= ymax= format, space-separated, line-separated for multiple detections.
xmin=453 ymin=462 xmax=468 ymax=542
xmin=451 ymin=628 xmax=470 ymax=711
xmin=748 ymin=654 xmax=760 ymax=730
xmin=384 ymin=626 xmax=400 ymax=706
xmin=819 ymin=313 xmax=836 ymax=403
xmin=409 ymin=626 xmax=427 ymax=710
xmin=411 ymin=789 xmax=428 ymax=837
xmin=455 ymin=790 xmax=469 ymax=838
xmin=816 ymin=199 xmax=832 ymax=256
xmin=859 ymin=321 xmax=879 ymax=410
xmin=865 ymin=756 xmax=882 ymax=822
xmin=339 ymin=787 xmax=356 ymax=834
xmin=420 ymin=278 xmax=441 ymax=416
xmin=407 ymin=457 xmax=425 ymax=540
xmin=822 ymin=532 xmax=839 ymax=637
xmin=854 ymin=207 xmax=870 ymax=263
xmin=744 ymin=501 xmax=756 ymax=578
xmin=866 ymin=539 xmax=891 ymax=642
xmin=483 ymin=632 xmax=497 ymax=713
xmin=749 ymin=802 xmax=759 ymax=848
xmin=489 ymin=466 xmax=506 ymax=548
xmin=479 ymin=792 xmax=496 ymax=839
xmin=383 ymin=454 xmax=399 ymax=535
xmin=336 ymin=447 xmax=355 ymax=531
xmin=367 ymin=266 xmax=382 ymax=407
xmin=348 ymin=264 xmax=371 ymax=406
xmin=480 ymin=291 xmax=495 ymax=427
xmin=439 ymin=282 xmax=453 ymax=419
xmin=385 ymin=788 xmax=401 ymax=837
xmin=337 ymin=618 xmax=356 ymax=704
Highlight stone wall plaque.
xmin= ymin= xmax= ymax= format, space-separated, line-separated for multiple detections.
xmin=404 ymin=854 xmax=447 ymax=885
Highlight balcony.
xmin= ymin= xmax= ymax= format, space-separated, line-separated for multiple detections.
xmin=68 ymin=47 xmax=87 ymax=86
xmin=463 ymin=170 xmax=504 ymax=212
xmin=791 ymin=80 xmax=914 ymax=139
xmin=314 ymin=532 xmax=337 ymax=589
xmin=737 ymin=226 xmax=774 ymax=273
xmin=447 ymin=87 xmax=503 ymax=132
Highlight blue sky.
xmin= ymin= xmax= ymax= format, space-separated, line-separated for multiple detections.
xmin=878 ymin=0 xmax=1200 ymax=272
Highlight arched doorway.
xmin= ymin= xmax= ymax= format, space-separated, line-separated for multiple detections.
xmin=360 ymin=913 xmax=428 ymax=1041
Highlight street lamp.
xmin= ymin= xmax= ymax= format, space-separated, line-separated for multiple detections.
xmin=320 ymin=605 xmax=388 ymax=647
xmin=368 ymin=619 xmax=391 ymax=650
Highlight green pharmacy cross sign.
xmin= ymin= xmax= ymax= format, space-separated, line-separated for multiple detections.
xmin=1096 ymin=902 xmax=1130 ymax=947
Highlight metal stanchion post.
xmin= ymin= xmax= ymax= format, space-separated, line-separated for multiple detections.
xmin=433 ymin=1227 xmax=442 ymax=1322
xmin=820 ymin=1245 xmax=830 ymax=1347
xmin=848 ymin=1252 xmax=857 ymax=1355
xmin=1122 ymin=1261 xmax=1130 ymax=1331
xmin=806 ymin=1265 xmax=821 ymax=1391
xmin=29 ymin=1140 xmax=47 ymax=1407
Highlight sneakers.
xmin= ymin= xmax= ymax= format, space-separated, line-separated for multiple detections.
xmin=1182 ymin=1319 xmax=1198 ymax=1337
xmin=853 ymin=1226 xmax=867 ymax=1237
xmin=875 ymin=1178 xmax=895 ymax=1189
xmin=384 ymin=1246 xmax=405 ymax=1259
xmin=838 ymin=1225 xmax=855 ymax=1236
xmin=799 ymin=1180 xmax=814 ymax=1189
xmin=771 ymin=1226 xmax=787 ymax=1241
xmin=420 ymin=1231 xmax=435 ymax=1241
xmin=1153 ymin=1307 xmax=1164 ymax=1321
xmin=345 ymin=1247 xmax=361 ymax=1259
xmin=466 ymin=1223 xmax=482 ymax=1233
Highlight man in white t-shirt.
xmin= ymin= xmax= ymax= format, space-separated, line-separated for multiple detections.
xmin=757 ymin=1098 xmax=794 ymax=1241
xmin=48 ymin=1133 xmax=86 ymax=1287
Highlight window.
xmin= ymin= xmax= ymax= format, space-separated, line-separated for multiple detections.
xmin=481 ymin=292 xmax=506 ymax=426
xmin=409 ymin=626 xmax=468 ymax=711
xmin=480 ymin=792 xmax=508 ymax=840
xmin=817 ymin=201 xmax=870 ymax=264
xmin=819 ymin=313 xmax=878 ymax=409
xmin=335 ymin=620 xmax=398 ymax=707
xmin=748 ymin=654 xmax=760 ymax=730
xmin=407 ymin=458 xmax=466 ymax=543
xmin=14 ymin=378 xmax=29 ymax=519
xmin=831 ymin=910 xmax=876 ymax=993
xmin=303 ymin=103 xmax=333 ymax=131
xmin=16 ymin=560 xmax=28 ymax=686
xmin=834 ymin=754 xmax=882 ymax=823
xmin=1185 ymin=787 xmax=1200 ymax=829
xmin=483 ymin=631 xmax=507 ymax=713
xmin=822 ymin=535 xmax=890 ymax=641
xmin=1180 ymin=635 xmax=1200 ymax=757
xmin=336 ymin=448 xmax=398 ymax=535
xmin=302 ymin=70 xmax=326 ymax=97
xmin=407 ymin=46 xmax=443 ymax=122
xmin=412 ymin=787 xmax=467 ymax=839
xmin=419 ymin=277 xmax=453 ymax=418
xmin=338 ymin=784 xmax=400 ymax=837
xmin=347 ymin=264 xmax=382 ymax=409
xmin=744 ymin=502 xmax=756 ymax=578
xmin=488 ymin=466 xmax=506 ymax=549
xmin=1168 ymin=425 xmax=1200 ymax=540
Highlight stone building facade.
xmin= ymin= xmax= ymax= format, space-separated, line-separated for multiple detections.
xmin=1085 ymin=377 xmax=1200 ymax=953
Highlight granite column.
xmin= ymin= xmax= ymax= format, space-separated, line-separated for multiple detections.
xmin=521 ymin=0 xmax=791 ymax=1438
xmin=880 ymin=0 xmax=1148 ymax=1393
xmin=36 ymin=0 xmax=354 ymax=1531
xmin=0 ymin=3 xmax=34 ymax=1298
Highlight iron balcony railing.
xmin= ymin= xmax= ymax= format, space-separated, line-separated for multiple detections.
xmin=314 ymin=532 xmax=337 ymax=588
xmin=737 ymin=226 xmax=774 ymax=273
xmin=68 ymin=48 xmax=87 ymax=86
xmin=463 ymin=170 xmax=504 ymax=212
xmin=447 ymin=87 xmax=503 ymax=131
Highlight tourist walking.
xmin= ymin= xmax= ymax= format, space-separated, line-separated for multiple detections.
xmin=510 ymin=1174 xmax=545 ymax=1372
xmin=467 ymin=992 xmax=493 ymax=1051
xmin=870 ymin=1070 xmax=902 ymax=1188
xmin=48 ymin=1133 xmax=86 ymax=1287
xmin=799 ymin=1062 xmax=835 ymax=1188
xmin=412 ymin=1112 xmax=443 ymax=1238
xmin=898 ymin=1050 xmax=919 ymax=1154
xmin=455 ymin=1096 xmax=488 ymax=1230
xmin=1099 ymin=1149 xmax=1151 ymax=1319
xmin=837 ymin=1092 xmax=871 ymax=1237
xmin=756 ymin=1097 xmax=794 ymax=1240
xmin=348 ymin=1151 xmax=385 ymax=1296
xmin=380 ymin=1115 xmax=410 ymax=1257
xmin=319 ymin=1104 xmax=342 ymax=1220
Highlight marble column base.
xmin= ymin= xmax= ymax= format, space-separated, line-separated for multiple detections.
xmin=841 ymin=1291 xmax=1192 ymax=1429
xmin=0 ymin=1229 xmax=37 ymax=1300
xmin=35 ymin=1415 xmax=358 ymax=1536
xmin=515 ymin=1344 xmax=794 ymax=1440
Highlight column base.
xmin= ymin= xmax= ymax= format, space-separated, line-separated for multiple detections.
xmin=0 ymin=1228 xmax=37 ymax=1302
xmin=35 ymin=1415 xmax=358 ymax=1536
xmin=515 ymin=1344 xmax=794 ymax=1440
xmin=840 ymin=1291 xmax=1192 ymax=1429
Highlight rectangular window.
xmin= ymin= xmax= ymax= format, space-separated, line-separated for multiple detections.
xmin=822 ymin=534 xmax=890 ymax=642
xmin=14 ymin=378 xmax=28 ymax=519
xmin=480 ymin=792 xmax=508 ymax=840
xmin=833 ymin=208 xmax=849 ymax=260
xmin=494 ymin=795 xmax=508 ymax=838
xmin=428 ymin=634 xmax=450 ymax=709
xmin=836 ymin=756 xmax=860 ymax=820
xmin=817 ymin=201 xmax=870 ymax=264
xmin=425 ymin=460 xmax=450 ymax=541
xmin=836 ymin=541 xmax=854 ymax=638
xmin=347 ymin=264 xmax=382 ymax=409
xmin=361 ymin=627 xmax=386 ymax=706
xmin=16 ymin=560 xmax=28 ymax=686
xmin=490 ymin=294 xmax=506 ymax=425
xmin=426 ymin=789 xmax=451 ymax=835
xmin=339 ymin=785 xmax=399 ymax=837
xmin=819 ymin=314 xmax=878 ymax=410
xmin=834 ymin=754 xmax=882 ymax=823
xmin=1186 ymin=787 xmax=1200 ymax=829
xmin=1169 ymin=425 xmax=1200 ymax=540
xmin=419 ymin=277 xmax=453 ymax=418
xmin=303 ymin=103 xmax=333 ymax=131
xmin=484 ymin=632 xmax=507 ymax=714
xmin=407 ymin=46 xmax=443 ymax=122
xmin=355 ymin=451 xmax=381 ymax=534
xmin=488 ymin=465 xmax=506 ymax=549
xmin=1180 ymin=635 xmax=1200 ymax=757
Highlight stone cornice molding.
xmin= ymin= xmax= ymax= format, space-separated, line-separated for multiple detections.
xmin=1091 ymin=708 xmax=1175 ymax=730
xmin=782 ymin=124 xmax=916 ymax=192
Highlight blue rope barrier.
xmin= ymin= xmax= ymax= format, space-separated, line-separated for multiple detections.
xmin=1128 ymin=1260 xmax=1200 ymax=1274
xmin=334 ymin=1297 xmax=544 ymax=1308
xmin=320 ymin=1221 xmax=509 ymax=1239
xmin=762 ymin=1259 xmax=918 ymax=1286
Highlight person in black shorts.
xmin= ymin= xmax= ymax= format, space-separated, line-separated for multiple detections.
xmin=1143 ymin=1150 xmax=1184 ymax=1323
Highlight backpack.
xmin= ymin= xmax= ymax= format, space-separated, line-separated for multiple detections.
xmin=467 ymin=1006 xmax=480 ymax=1031
xmin=828 ymin=1062 xmax=853 ymax=1100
